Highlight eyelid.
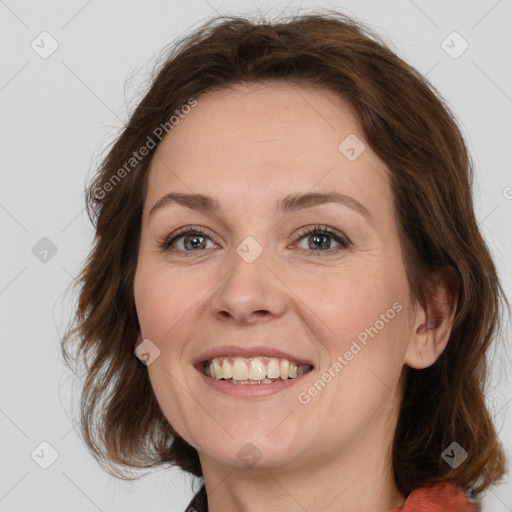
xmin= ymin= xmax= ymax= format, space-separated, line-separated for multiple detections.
xmin=293 ymin=224 xmax=351 ymax=247
xmin=161 ymin=225 xmax=217 ymax=250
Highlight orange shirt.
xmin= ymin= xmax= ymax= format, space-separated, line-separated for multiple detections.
xmin=390 ymin=481 xmax=480 ymax=511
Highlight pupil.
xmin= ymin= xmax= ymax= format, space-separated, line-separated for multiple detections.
xmin=186 ymin=235 xmax=205 ymax=250
xmin=311 ymin=234 xmax=329 ymax=250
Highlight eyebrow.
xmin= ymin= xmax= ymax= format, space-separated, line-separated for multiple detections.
xmin=148 ymin=191 xmax=373 ymax=224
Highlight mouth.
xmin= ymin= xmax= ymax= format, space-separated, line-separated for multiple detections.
xmin=195 ymin=355 xmax=314 ymax=385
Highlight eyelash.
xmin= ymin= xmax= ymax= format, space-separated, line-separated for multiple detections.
xmin=160 ymin=224 xmax=351 ymax=257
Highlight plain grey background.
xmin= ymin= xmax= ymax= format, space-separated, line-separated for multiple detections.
xmin=1 ymin=0 xmax=511 ymax=510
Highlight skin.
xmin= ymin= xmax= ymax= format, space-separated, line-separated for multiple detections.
xmin=133 ymin=81 xmax=456 ymax=512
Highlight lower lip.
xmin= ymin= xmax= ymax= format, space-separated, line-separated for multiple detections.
xmin=195 ymin=365 xmax=313 ymax=398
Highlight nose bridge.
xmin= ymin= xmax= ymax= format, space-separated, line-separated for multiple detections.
xmin=208 ymin=233 xmax=287 ymax=323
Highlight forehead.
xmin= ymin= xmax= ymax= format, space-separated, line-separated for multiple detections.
xmin=144 ymin=81 xmax=392 ymax=222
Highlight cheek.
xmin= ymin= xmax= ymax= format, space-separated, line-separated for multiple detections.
xmin=302 ymin=262 xmax=409 ymax=368
xmin=135 ymin=263 xmax=199 ymax=333
xmin=302 ymin=266 xmax=391 ymax=336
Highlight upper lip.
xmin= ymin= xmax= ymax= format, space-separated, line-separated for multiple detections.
xmin=193 ymin=345 xmax=315 ymax=367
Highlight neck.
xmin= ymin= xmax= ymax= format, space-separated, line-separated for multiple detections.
xmin=198 ymin=417 xmax=406 ymax=512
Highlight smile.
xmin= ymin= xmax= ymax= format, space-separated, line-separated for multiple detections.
xmin=195 ymin=356 xmax=314 ymax=398
xmin=202 ymin=355 xmax=313 ymax=383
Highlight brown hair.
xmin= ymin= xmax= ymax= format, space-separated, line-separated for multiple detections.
xmin=61 ymin=9 xmax=509 ymax=499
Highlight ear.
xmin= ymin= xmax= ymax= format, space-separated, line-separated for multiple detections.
xmin=404 ymin=267 xmax=458 ymax=369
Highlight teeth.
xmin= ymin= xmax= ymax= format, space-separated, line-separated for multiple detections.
xmin=208 ymin=361 xmax=216 ymax=379
xmin=280 ymin=359 xmax=289 ymax=379
xmin=248 ymin=357 xmax=266 ymax=380
xmin=232 ymin=358 xmax=249 ymax=380
xmin=267 ymin=358 xmax=280 ymax=378
xmin=226 ymin=378 xmax=274 ymax=385
xmin=212 ymin=358 xmax=222 ymax=379
xmin=222 ymin=359 xmax=233 ymax=379
xmin=203 ymin=356 xmax=312 ymax=381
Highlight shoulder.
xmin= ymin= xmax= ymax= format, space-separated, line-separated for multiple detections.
xmin=389 ymin=481 xmax=481 ymax=511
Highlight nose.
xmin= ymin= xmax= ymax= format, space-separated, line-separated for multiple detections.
xmin=208 ymin=246 xmax=288 ymax=325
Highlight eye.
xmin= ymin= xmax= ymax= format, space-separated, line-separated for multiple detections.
xmin=294 ymin=224 xmax=351 ymax=255
xmin=160 ymin=224 xmax=351 ymax=256
xmin=161 ymin=226 xmax=217 ymax=253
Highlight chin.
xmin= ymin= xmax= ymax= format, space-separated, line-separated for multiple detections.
xmin=197 ymin=430 xmax=304 ymax=470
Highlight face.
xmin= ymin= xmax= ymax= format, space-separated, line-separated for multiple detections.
xmin=134 ymin=82 xmax=417 ymax=472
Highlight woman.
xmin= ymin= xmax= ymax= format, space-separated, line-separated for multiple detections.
xmin=62 ymin=10 xmax=508 ymax=511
